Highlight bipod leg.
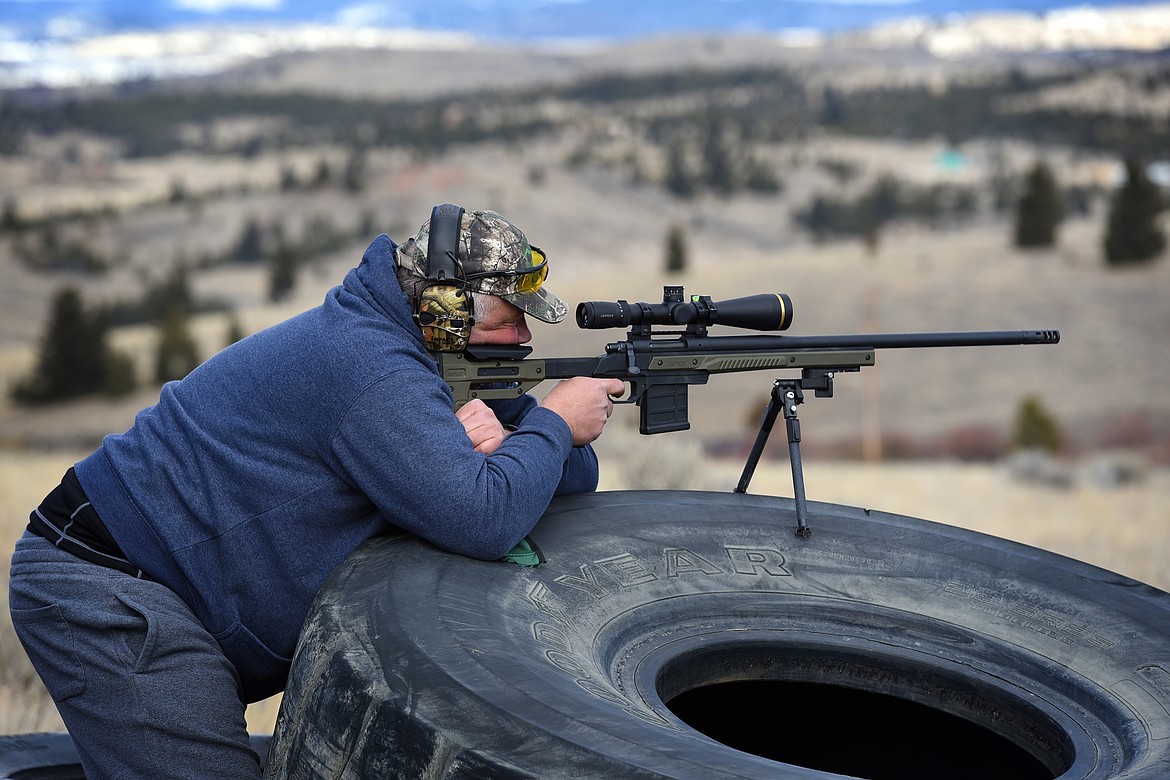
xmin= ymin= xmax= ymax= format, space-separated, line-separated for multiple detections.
xmin=735 ymin=380 xmax=784 ymax=495
xmin=782 ymin=384 xmax=812 ymax=539
xmin=735 ymin=380 xmax=812 ymax=539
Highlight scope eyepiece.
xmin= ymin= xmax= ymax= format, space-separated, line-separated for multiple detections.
xmin=576 ymin=289 xmax=793 ymax=332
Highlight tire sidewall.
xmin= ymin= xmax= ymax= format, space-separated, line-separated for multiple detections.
xmin=272 ymin=491 xmax=1170 ymax=779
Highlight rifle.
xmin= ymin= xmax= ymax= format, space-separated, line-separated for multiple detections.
xmin=437 ymin=285 xmax=1060 ymax=537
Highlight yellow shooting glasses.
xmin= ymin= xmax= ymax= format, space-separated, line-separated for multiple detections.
xmin=514 ymin=245 xmax=548 ymax=294
xmin=466 ymin=244 xmax=548 ymax=294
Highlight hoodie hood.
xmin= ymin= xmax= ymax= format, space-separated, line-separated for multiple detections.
xmin=344 ymin=234 xmax=421 ymax=339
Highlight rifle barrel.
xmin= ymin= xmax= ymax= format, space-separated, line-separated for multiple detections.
xmin=649 ymin=329 xmax=1059 ymax=352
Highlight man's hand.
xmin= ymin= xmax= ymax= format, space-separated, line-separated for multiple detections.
xmin=539 ymin=377 xmax=625 ymax=447
xmin=456 ymin=399 xmax=508 ymax=454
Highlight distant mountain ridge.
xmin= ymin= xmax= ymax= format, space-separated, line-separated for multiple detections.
xmin=2 ymin=0 xmax=1166 ymax=41
xmin=2 ymin=0 xmax=1168 ymax=89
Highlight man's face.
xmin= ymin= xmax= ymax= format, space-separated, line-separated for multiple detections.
xmin=469 ymin=297 xmax=532 ymax=346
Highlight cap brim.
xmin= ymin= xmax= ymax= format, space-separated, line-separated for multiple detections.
xmin=502 ymin=286 xmax=568 ymax=324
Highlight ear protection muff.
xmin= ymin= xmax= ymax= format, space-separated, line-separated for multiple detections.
xmin=414 ymin=203 xmax=473 ymax=352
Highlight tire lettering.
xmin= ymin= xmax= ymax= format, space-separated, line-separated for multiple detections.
xmin=532 ymin=622 xmax=573 ymax=654
xmin=725 ymin=545 xmax=792 ymax=577
xmin=546 ymin=649 xmax=590 ymax=678
xmin=943 ymin=580 xmax=1118 ymax=649
xmin=1140 ymin=664 xmax=1170 ymax=700
xmin=526 ymin=581 xmax=570 ymax=625
xmin=536 ymin=644 xmax=674 ymax=728
xmin=596 ymin=553 xmax=659 ymax=588
xmin=540 ymin=544 xmax=794 ymax=609
xmin=664 ymin=548 xmax=723 ymax=577
xmin=525 ymin=542 xmax=800 ymax=730
xmin=554 ymin=564 xmax=608 ymax=599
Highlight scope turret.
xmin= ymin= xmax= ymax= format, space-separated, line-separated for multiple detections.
xmin=576 ymin=287 xmax=793 ymax=332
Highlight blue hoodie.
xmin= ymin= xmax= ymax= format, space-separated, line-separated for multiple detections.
xmin=74 ymin=234 xmax=598 ymax=701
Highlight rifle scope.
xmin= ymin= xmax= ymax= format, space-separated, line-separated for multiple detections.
xmin=577 ymin=287 xmax=793 ymax=332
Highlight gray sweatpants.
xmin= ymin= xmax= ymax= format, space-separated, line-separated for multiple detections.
xmin=8 ymin=532 xmax=263 ymax=779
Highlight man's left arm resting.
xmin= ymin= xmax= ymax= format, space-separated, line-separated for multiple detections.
xmin=487 ymin=395 xmax=599 ymax=494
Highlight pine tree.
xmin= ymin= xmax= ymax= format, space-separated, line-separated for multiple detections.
xmin=268 ymin=240 xmax=300 ymax=303
xmin=235 ymin=217 xmax=265 ymax=264
xmin=702 ymin=124 xmax=735 ymax=195
xmin=1014 ymin=161 xmax=1063 ymax=248
xmin=665 ymin=142 xmax=696 ymax=199
xmin=664 ymin=225 xmax=688 ymax=274
xmin=820 ymin=86 xmax=848 ymax=127
xmin=12 ymin=286 xmax=135 ymax=403
xmin=803 ymin=196 xmax=832 ymax=243
xmin=155 ymin=306 xmax=201 ymax=384
xmin=224 ymin=311 xmax=246 ymax=348
xmin=1104 ymin=158 xmax=1167 ymax=265
xmin=41 ymin=287 xmax=105 ymax=399
xmin=343 ymin=147 xmax=368 ymax=194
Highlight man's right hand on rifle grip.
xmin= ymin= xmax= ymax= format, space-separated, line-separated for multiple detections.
xmin=541 ymin=377 xmax=626 ymax=447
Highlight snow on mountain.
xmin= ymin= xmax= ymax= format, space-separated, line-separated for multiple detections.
xmin=856 ymin=3 xmax=1170 ymax=55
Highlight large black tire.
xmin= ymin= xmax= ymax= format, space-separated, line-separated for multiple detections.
xmin=0 ymin=733 xmax=271 ymax=778
xmin=267 ymin=491 xmax=1170 ymax=779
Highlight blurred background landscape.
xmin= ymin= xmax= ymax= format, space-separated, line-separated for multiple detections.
xmin=1 ymin=0 xmax=1167 ymax=736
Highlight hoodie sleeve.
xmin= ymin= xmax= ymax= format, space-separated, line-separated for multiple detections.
xmin=330 ymin=367 xmax=578 ymax=560
xmin=487 ymin=394 xmax=599 ymax=495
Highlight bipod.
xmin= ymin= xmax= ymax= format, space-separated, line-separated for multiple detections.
xmin=735 ymin=369 xmax=847 ymax=539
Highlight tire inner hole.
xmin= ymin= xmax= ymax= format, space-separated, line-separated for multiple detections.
xmin=659 ymin=650 xmax=1069 ymax=780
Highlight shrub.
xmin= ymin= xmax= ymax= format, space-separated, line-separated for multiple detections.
xmin=1013 ymin=395 xmax=1062 ymax=454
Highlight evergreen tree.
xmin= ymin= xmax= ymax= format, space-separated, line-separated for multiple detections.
xmin=235 ymin=217 xmax=266 ymax=264
xmin=268 ymin=240 xmax=300 ymax=303
xmin=224 ymin=311 xmax=246 ymax=348
xmin=155 ymin=306 xmax=201 ymax=383
xmin=312 ymin=156 xmax=332 ymax=188
xmin=664 ymin=225 xmax=688 ymax=274
xmin=744 ymin=157 xmax=781 ymax=194
xmin=279 ymin=165 xmax=300 ymax=192
xmin=820 ymin=86 xmax=848 ymax=127
xmin=12 ymin=286 xmax=135 ymax=403
xmin=154 ymin=263 xmax=195 ymax=320
xmin=803 ymin=196 xmax=832 ymax=243
xmin=343 ymin=147 xmax=368 ymax=194
xmin=701 ymin=124 xmax=735 ymax=195
xmin=1 ymin=199 xmax=24 ymax=233
xmin=868 ymin=176 xmax=901 ymax=229
xmin=1014 ymin=161 xmax=1063 ymax=248
xmin=664 ymin=141 xmax=696 ymax=199
xmin=1104 ymin=158 xmax=1167 ymax=265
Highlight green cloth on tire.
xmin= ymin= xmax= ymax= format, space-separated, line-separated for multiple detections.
xmin=501 ymin=536 xmax=544 ymax=567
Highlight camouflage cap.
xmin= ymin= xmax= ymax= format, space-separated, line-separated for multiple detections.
xmin=398 ymin=209 xmax=568 ymax=324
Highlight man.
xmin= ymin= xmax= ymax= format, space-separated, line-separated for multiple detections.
xmin=9 ymin=206 xmax=623 ymax=778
